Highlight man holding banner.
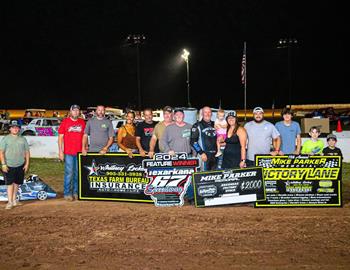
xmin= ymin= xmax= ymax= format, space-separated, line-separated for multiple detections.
xmin=244 ymin=107 xmax=281 ymax=166
xmin=161 ymin=108 xmax=192 ymax=156
xmin=82 ymin=105 xmax=114 ymax=154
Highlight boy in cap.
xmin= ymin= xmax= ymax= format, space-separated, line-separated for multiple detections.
xmin=322 ymin=134 xmax=343 ymax=159
xmin=0 ymin=120 xmax=30 ymax=209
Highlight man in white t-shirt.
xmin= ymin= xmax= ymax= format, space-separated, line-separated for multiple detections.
xmin=244 ymin=107 xmax=281 ymax=166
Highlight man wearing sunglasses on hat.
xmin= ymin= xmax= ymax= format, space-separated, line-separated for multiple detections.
xmin=244 ymin=107 xmax=281 ymax=167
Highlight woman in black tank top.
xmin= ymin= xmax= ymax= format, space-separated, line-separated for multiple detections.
xmin=222 ymin=111 xmax=248 ymax=169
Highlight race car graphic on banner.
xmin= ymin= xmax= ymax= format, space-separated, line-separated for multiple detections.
xmin=143 ymin=153 xmax=200 ymax=207
xmin=255 ymin=155 xmax=342 ymax=207
xmin=78 ymin=153 xmax=152 ymax=202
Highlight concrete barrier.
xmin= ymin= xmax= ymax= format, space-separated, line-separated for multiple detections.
xmin=1 ymin=136 xmax=349 ymax=162
xmin=0 ymin=136 xmax=59 ymax=158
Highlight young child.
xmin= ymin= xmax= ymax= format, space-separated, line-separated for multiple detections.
xmin=215 ymin=109 xmax=228 ymax=157
xmin=301 ymin=126 xmax=324 ymax=155
xmin=322 ymin=133 xmax=343 ymax=160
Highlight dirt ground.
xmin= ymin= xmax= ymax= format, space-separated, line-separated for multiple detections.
xmin=1 ymin=198 xmax=350 ymax=270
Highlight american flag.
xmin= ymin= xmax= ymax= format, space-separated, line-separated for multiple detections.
xmin=241 ymin=45 xmax=246 ymax=85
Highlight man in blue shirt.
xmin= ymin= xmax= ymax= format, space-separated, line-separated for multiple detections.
xmin=275 ymin=108 xmax=301 ymax=155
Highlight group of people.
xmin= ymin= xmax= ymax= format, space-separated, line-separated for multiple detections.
xmin=0 ymin=103 xmax=343 ymax=208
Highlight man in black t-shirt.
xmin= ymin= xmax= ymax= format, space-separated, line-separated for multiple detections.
xmin=135 ymin=108 xmax=158 ymax=156
xmin=322 ymin=133 xmax=343 ymax=160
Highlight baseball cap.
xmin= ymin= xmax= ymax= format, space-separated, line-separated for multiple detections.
xmin=253 ymin=107 xmax=264 ymax=114
xmin=163 ymin=105 xmax=173 ymax=113
xmin=327 ymin=134 xmax=337 ymax=141
xmin=226 ymin=111 xmax=237 ymax=119
xmin=70 ymin=104 xmax=80 ymax=110
xmin=9 ymin=120 xmax=21 ymax=128
xmin=174 ymin=108 xmax=184 ymax=114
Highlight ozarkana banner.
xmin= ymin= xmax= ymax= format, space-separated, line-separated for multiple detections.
xmin=192 ymin=167 xmax=265 ymax=207
xmin=255 ymin=155 xmax=342 ymax=207
xmin=143 ymin=153 xmax=200 ymax=207
xmin=78 ymin=153 xmax=152 ymax=202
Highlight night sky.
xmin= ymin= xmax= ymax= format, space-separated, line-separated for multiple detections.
xmin=2 ymin=1 xmax=347 ymax=110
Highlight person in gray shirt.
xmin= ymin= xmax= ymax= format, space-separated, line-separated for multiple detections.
xmin=244 ymin=107 xmax=281 ymax=166
xmin=82 ymin=105 xmax=114 ymax=154
xmin=161 ymin=109 xmax=192 ymax=155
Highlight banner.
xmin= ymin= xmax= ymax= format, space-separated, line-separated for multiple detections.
xmin=143 ymin=153 xmax=200 ymax=207
xmin=78 ymin=153 xmax=152 ymax=202
xmin=255 ymin=155 xmax=342 ymax=207
xmin=192 ymin=167 xmax=265 ymax=207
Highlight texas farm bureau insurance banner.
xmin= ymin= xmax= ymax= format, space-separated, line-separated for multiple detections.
xmin=192 ymin=167 xmax=265 ymax=207
xmin=255 ymin=155 xmax=342 ymax=207
xmin=78 ymin=153 xmax=152 ymax=202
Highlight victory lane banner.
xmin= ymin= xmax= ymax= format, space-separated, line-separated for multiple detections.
xmin=255 ymin=155 xmax=342 ymax=207
xmin=143 ymin=153 xmax=200 ymax=207
xmin=192 ymin=167 xmax=265 ymax=207
xmin=78 ymin=153 xmax=152 ymax=202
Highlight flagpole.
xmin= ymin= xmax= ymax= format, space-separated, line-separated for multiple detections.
xmin=243 ymin=42 xmax=247 ymax=121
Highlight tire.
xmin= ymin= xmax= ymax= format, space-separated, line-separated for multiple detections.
xmin=37 ymin=190 xmax=48 ymax=200
xmin=22 ymin=130 xmax=36 ymax=136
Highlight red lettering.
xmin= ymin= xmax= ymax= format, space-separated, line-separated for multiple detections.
xmin=172 ymin=160 xmax=197 ymax=166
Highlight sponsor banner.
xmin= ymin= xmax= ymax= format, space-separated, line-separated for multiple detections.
xmin=192 ymin=167 xmax=265 ymax=207
xmin=143 ymin=153 xmax=200 ymax=207
xmin=255 ymin=155 xmax=342 ymax=207
xmin=78 ymin=153 xmax=152 ymax=202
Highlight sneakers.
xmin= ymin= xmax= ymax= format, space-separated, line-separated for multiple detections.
xmin=64 ymin=196 xmax=73 ymax=202
xmin=215 ymin=151 xmax=222 ymax=157
xmin=12 ymin=200 xmax=23 ymax=207
xmin=73 ymin=194 xmax=79 ymax=201
xmin=5 ymin=202 xmax=13 ymax=210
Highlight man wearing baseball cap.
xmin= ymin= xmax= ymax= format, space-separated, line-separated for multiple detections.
xmin=161 ymin=108 xmax=192 ymax=156
xmin=244 ymin=107 xmax=281 ymax=166
xmin=149 ymin=105 xmax=174 ymax=158
xmin=58 ymin=104 xmax=86 ymax=201
xmin=0 ymin=120 xmax=30 ymax=209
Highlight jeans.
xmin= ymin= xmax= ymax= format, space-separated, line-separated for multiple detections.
xmin=64 ymin=154 xmax=78 ymax=197
xmin=109 ymin=143 xmax=119 ymax=152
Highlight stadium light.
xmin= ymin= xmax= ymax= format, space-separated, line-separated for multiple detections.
xmin=181 ymin=49 xmax=191 ymax=107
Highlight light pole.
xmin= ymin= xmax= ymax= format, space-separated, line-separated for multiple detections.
xmin=181 ymin=49 xmax=191 ymax=107
xmin=126 ymin=34 xmax=146 ymax=111
xmin=277 ymin=38 xmax=298 ymax=107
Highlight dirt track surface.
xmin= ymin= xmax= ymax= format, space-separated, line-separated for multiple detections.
xmin=1 ymin=199 xmax=350 ymax=270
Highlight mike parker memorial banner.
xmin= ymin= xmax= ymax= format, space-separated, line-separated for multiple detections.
xmin=255 ymin=155 xmax=342 ymax=207
xmin=143 ymin=153 xmax=200 ymax=207
xmin=192 ymin=167 xmax=265 ymax=207
xmin=78 ymin=153 xmax=152 ymax=202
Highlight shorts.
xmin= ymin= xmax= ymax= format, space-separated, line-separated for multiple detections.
xmin=3 ymin=165 xmax=24 ymax=185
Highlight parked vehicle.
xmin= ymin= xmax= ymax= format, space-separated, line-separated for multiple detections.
xmin=0 ymin=175 xmax=57 ymax=201
xmin=20 ymin=117 xmax=61 ymax=136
